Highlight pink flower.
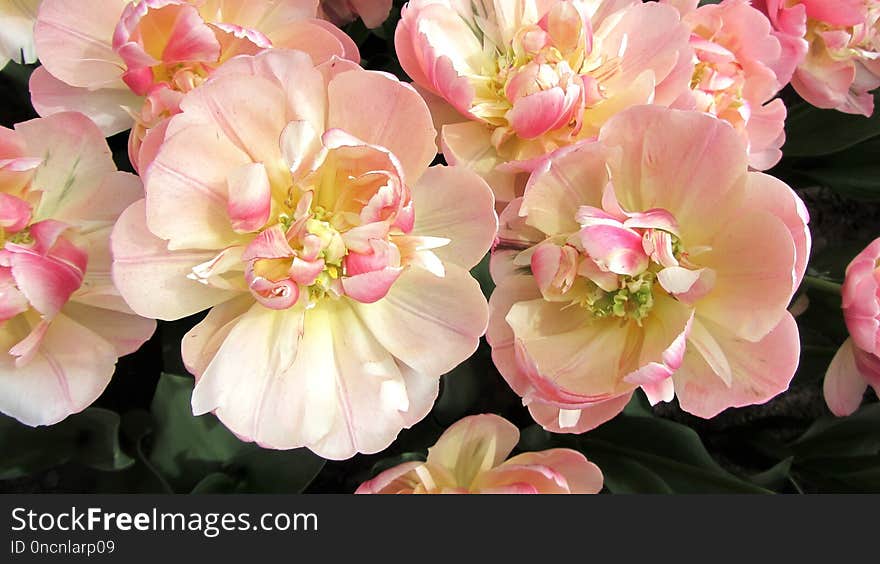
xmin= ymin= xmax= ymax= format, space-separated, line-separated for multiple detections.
xmin=0 ymin=0 xmax=40 ymax=67
xmin=320 ymin=0 xmax=392 ymax=28
xmin=394 ymin=0 xmax=694 ymax=203
xmin=666 ymin=0 xmax=792 ymax=170
xmin=111 ymin=50 xmax=497 ymax=459
xmin=0 ymin=113 xmax=156 ymax=427
xmin=30 ymin=0 xmax=359 ymax=171
xmin=355 ymin=413 xmax=603 ymax=493
xmin=754 ymin=0 xmax=880 ymax=116
xmin=487 ymin=106 xmax=810 ymax=433
xmin=823 ymin=238 xmax=880 ymax=416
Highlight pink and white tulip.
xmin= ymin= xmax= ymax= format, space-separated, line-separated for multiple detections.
xmin=754 ymin=0 xmax=880 ymax=116
xmin=0 ymin=0 xmax=40 ymax=67
xmin=0 ymin=112 xmax=156 ymax=427
xmin=355 ymin=413 xmax=603 ymax=493
xmin=320 ymin=0 xmax=392 ymax=28
xmin=487 ymin=105 xmax=810 ymax=433
xmin=824 ymin=238 xmax=880 ymax=416
xmin=111 ymin=49 xmax=497 ymax=459
xmin=30 ymin=0 xmax=359 ymax=171
xmin=394 ymin=0 xmax=694 ymax=203
xmin=667 ymin=0 xmax=793 ymax=170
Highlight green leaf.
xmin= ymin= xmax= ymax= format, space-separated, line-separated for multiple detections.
xmin=148 ymin=373 xmax=325 ymax=493
xmin=790 ymin=403 xmax=880 ymax=460
xmin=190 ymin=472 xmax=238 ymax=494
xmin=0 ymin=61 xmax=34 ymax=91
xmin=0 ymin=408 xmax=133 ymax=480
xmin=231 ymin=448 xmax=325 ymax=494
xmin=748 ymin=457 xmax=793 ymax=491
xmin=576 ymin=415 xmax=771 ymax=493
xmin=782 ymin=93 xmax=880 ymax=157
xmin=794 ymin=164 xmax=880 ymax=201
xmin=73 ymin=409 xmax=136 ymax=471
xmin=598 ymin=457 xmax=675 ymax=494
xmin=782 ymin=135 xmax=880 ymax=200
xmin=795 ymin=455 xmax=880 ymax=492
xmin=470 ymin=252 xmax=494 ymax=299
xmin=622 ymin=390 xmax=653 ymax=417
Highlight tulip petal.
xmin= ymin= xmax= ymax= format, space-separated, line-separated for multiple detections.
xmin=192 ymin=300 xmax=438 ymax=459
xmin=489 ymin=449 xmax=604 ymax=494
xmin=579 ymin=224 xmax=648 ymax=276
xmin=527 ymin=393 xmax=632 ymax=434
xmin=823 ymin=338 xmax=868 ymax=417
xmin=521 ymin=141 xmax=608 ymax=236
xmin=328 ymin=70 xmax=436 ymax=183
xmin=441 ymin=121 xmax=516 ymax=204
xmin=743 ymin=172 xmax=811 ymax=291
xmin=14 ymin=112 xmax=118 ymax=222
xmin=34 ymin=0 xmax=128 ymax=88
xmin=427 ymin=413 xmax=520 ymax=487
xmin=227 ymin=163 xmax=271 ymax=233
xmin=352 ymin=262 xmax=488 ymax=378
xmin=111 ymin=200 xmax=239 ymax=320
xmin=409 ymin=165 xmax=497 ymax=269
xmin=29 ymin=67 xmax=141 ymax=136
xmin=0 ymin=312 xmax=117 ymax=426
xmin=60 ymin=302 xmax=156 ymax=357
xmin=507 ymin=297 xmax=634 ymax=396
xmin=696 ymin=210 xmax=797 ymax=341
xmin=673 ymin=313 xmax=799 ymax=418
xmin=599 ymin=106 xmax=748 ymax=244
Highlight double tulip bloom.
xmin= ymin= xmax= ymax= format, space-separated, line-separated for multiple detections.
xmin=668 ymin=0 xmax=796 ymax=170
xmin=0 ymin=113 xmax=155 ymax=426
xmin=824 ymin=238 xmax=880 ymax=416
xmin=755 ymin=0 xmax=880 ymax=116
xmin=488 ymin=106 xmax=810 ymax=433
xmin=30 ymin=0 xmax=358 ymax=171
xmin=111 ymin=50 xmax=497 ymax=459
xmin=395 ymin=0 xmax=693 ymax=202
xmin=356 ymin=414 xmax=603 ymax=494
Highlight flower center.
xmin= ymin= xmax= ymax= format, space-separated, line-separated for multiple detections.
xmin=193 ymin=135 xmax=418 ymax=311
xmin=580 ymin=270 xmax=657 ymax=322
xmin=526 ymin=187 xmax=712 ymax=324
xmin=466 ymin=3 xmax=603 ymax=147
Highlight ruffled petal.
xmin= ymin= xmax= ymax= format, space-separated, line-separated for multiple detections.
xmin=34 ymin=0 xmax=128 ymax=88
xmin=0 ymin=312 xmax=117 ymax=426
xmin=409 ymin=165 xmax=497 ymax=269
xmin=351 ymin=262 xmax=488 ymax=378
xmin=111 ymin=200 xmax=239 ymax=320
xmin=520 ymin=141 xmax=608 ymax=236
xmin=28 ymin=67 xmax=140 ymax=136
xmin=673 ymin=313 xmax=799 ymax=418
xmin=427 ymin=413 xmax=520 ymax=487
xmin=823 ymin=338 xmax=868 ymax=417
xmin=191 ymin=299 xmax=438 ymax=459
xmin=327 ymin=70 xmax=436 ymax=183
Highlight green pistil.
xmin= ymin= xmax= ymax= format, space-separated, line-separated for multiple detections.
xmin=9 ymin=230 xmax=33 ymax=245
xmin=581 ymin=271 xmax=655 ymax=324
xmin=278 ymin=213 xmax=294 ymax=232
xmin=671 ymin=236 xmax=684 ymax=260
